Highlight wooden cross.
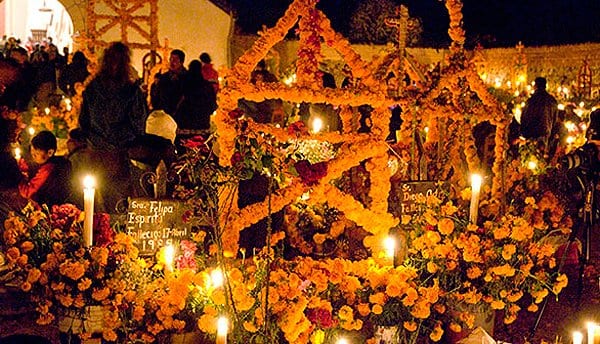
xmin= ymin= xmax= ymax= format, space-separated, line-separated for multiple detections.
xmin=385 ymin=5 xmax=410 ymax=56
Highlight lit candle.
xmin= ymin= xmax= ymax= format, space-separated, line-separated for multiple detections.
xmin=469 ymin=174 xmax=482 ymax=224
xmin=28 ymin=127 xmax=35 ymax=137
xmin=311 ymin=117 xmax=323 ymax=134
xmin=14 ymin=147 xmax=21 ymax=161
xmin=83 ymin=175 xmax=95 ymax=247
xmin=211 ymin=268 xmax=224 ymax=288
xmin=587 ymin=322 xmax=596 ymax=344
xmin=164 ymin=244 xmax=175 ymax=272
xmin=383 ymin=236 xmax=396 ymax=265
xmin=216 ymin=316 xmax=228 ymax=344
xmin=44 ymin=107 xmax=50 ymax=115
xmin=573 ymin=331 xmax=583 ymax=344
xmin=337 ymin=338 xmax=350 ymax=344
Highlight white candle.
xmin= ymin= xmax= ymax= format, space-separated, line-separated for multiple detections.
xmin=83 ymin=175 xmax=95 ymax=247
xmin=587 ymin=322 xmax=596 ymax=344
xmin=164 ymin=244 xmax=175 ymax=272
xmin=211 ymin=268 xmax=224 ymax=288
xmin=311 ymin=116 xmax=323 ymax=134
xmin=14 ymin=147 xmax=21 ymax=161
xmin=469 ymin=174 xmax=482 ymax=224
xmin=216 ymin=316 xmax=228 ymax=344
xmin=573 ymin=331 xmax=583 ymax=344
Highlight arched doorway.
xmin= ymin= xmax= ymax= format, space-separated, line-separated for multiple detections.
xmin=0 ymin=0 xmax=74 ymax=52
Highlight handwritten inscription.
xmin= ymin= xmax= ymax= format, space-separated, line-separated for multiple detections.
xmin=126 ymin=199 xmax=189 ymax=255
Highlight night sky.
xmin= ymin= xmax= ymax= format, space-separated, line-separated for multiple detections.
xmin=229 ymin=0 xmax=600 ymax=48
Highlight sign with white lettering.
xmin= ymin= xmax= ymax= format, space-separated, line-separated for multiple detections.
xmin=388 ymin=181 xmax=449 ymax=217
xmin=126 ymin=199 xmax=190 ymax=256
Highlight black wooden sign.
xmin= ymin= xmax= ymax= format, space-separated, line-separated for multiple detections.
xmin=388 ymin=181 xmax=449 ymax=218
xmin=125 ymin=199 xmax=190 ymax=256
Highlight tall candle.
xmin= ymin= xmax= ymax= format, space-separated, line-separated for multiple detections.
xmin=587 ymin=322 xmax=596 ymax=344
xmin=216 ymin=317 xmax=228 ymax=344
xmin=573 ymin=331 xmax=583 ymax=344
xmin=83 ymin=175 xmax=95 ymax=247
xmin=14 ymin=147 xmax=21 ymax=161
xmin=469 ymin=174 xmax=482 ymax=224
xmin=383 ymin=236 xmax=396 ymax=266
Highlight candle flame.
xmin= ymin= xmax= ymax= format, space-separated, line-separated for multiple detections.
xmin=311 ymin=117 xmax=323 ymax=134
xmin=383 ymin=236 xmax=396 ymax=258
xmin=83 ymin=175 xmax=96 ymax=189
xmin=470 ymin=174 xmax=482 ymax=192
xmin=336 ymin=338 xmax=350 ymax=344
xmin=164 ymin=245 xmax=175 ymax=270
xmin=211 ymin=268 xmax=224 ymax=288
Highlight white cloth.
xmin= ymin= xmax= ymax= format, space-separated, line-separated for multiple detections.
xmin=458 ymin=327 xmax=497 ymax=344
xmin=146 ymin=110 xmax=177 ymax=143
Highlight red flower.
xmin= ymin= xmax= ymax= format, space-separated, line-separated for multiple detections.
xmin=287 ymin=121 xmax=308 ymax=136
xmin=228 ymin=108 xmax=245 ymax=120
xmin=93 ymin=213 xmax=114 ymax=247
xmin=306 ymin=308 xmax=336 ymax=329
xmin=231 ymin=152 xmax=244 ymax=168
xmin=182 ymin=135 xmax=206 ymax=149
xmin=294 ymin=160 xmax=327 ymax=186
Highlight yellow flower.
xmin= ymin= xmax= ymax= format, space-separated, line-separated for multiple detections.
xmin=437 ymin=218 xmax=455 ymax=235
xmin=243 ymin=321 xmax=258 ymax=333
xmin=92 ymin=287 xmax=110 ymax=301
xmin=313 ymin=233 xmax=327 ymax=245
xmin=490 ymin=299 xmax=505 ymax=310
xmin=20 ymin=241 xmax=34 ymax=253
xmin=26 ymin=268 xmax=41 ymax=283
xmin=338 ymin=305 xmax=354 ymax=321
xmin=501 ymin=244 xmax=516 ymax=261
xmin=357 ymin=303 xmax=371 ymax=317
xmin=427 ymin=261 xmax=439 ymax=273
xmin=369 ymin=292 xmax=386 ymax=305
xmin=77 ymin=277 xmax=92 ymax=291
xmin=429 ymin=323 xmax=444 ymax=342
xmin=466 ymin=266 xmax=482 ymax=279
xmin=403 ymin=321 xmax=417 ymax=332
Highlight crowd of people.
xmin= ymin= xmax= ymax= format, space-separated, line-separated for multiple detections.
xmin=0 ymin=40 xmax=222 ymax=218
xmin=0 ymin=36 xmax=89 ymax=111
xmin=0 ymin=37 xmax=598 ymax=223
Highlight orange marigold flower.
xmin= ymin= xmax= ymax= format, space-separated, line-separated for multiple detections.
xmin=429 ymin=323 xmax=444 ymax=342
xmin=502 ymin=244 xmax=516 ymax=260
xmin=369 ymin=292 xmax=386 ymax=305
xmin=20 ymin=281 xmax=32 ymax=292
xmin=527 ymin=303 xmax=539 ymax=312
xmin=437 ymin=218 xmax=455 ymax=235
xmin=77 ymin=277 xmax=92 ymax=291
xmin=20 ymin=241 xmax=34 ymax=253
xmin=92 ymin=287 xmax=110 ymax=301
xmin=357 ymin=303 xmax=371 ymax=317
xmin=338 ymin=305 xmax=354 ymax=321
xmin=490 ymin=299 xmax=505 ymax=310
xmin=403 ymin=321 xmax=418 ymax=332
xmin=467 ymin=266 xmax=482 ymax=279
xmin=26 ymin=268 xmax=41 ymax=283
xmin=371 ymin=304 xmax=383 ymax=315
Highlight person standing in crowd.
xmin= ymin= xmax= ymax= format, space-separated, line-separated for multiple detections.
xmin=150 ymin=49 xmax=187 ymax=115
xmin=199 ymin=52 xmax=219 ymax=94
xmin=6 ymin=46 xmax=36 ymax=110
xmin=174 ymin=60 xmax=217 ymax=141
xmin=59 ymin=51 xmax=90 ymax=97
xmin=519 ymin=76 xmax=558 ymax=155
xmin=19 ymin=130 xmax=72 ymax=207
xmin=0 ymin=114 xmax=25 ymax=221
xmin=79 ymin=42 xmax=148 ymax=212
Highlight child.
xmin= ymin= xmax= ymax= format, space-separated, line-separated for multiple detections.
xmin=19 ymin=130 xmax=72 ymax=207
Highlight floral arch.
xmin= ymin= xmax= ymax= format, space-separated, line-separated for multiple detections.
xmin=215 ymin=0 xmax=510 ymax=255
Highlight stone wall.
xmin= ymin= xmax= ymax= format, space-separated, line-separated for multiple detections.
xmin=232 ymin=34 xmax=600 ymax=96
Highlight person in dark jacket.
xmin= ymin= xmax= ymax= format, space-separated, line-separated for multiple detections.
xmin=174 ymin=59 xmax=217 ymax=132
xmin=520 ymin=77 xmax=558 ymax=154
xmin=59 ymin=51 xmax=90 ymax=96
xmin=150 ymin=49 xmax=187 ymax=116
xmin=19 ymin=131 xmax=72 ymax=207
xmin=79 ymin=42 xmax=147 ymax=212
